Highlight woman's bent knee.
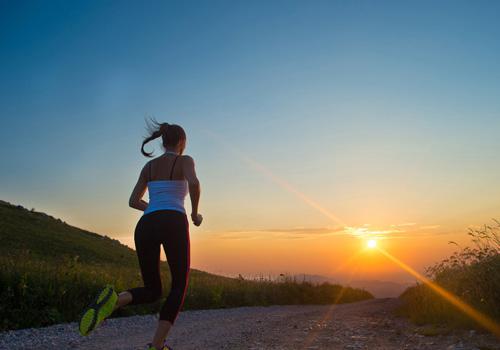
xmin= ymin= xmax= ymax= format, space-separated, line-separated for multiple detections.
xmin=146 ymin=287 xmax=162 ymax=302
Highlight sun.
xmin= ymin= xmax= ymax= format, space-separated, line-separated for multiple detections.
xmin=367 ymin=239 xmax=377 ymax=249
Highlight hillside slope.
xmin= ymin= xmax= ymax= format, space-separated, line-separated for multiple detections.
xmin=0 ymin=199 xmax=245 ymax=279
xmin=0 ymin=200 xmax=140 ymax=267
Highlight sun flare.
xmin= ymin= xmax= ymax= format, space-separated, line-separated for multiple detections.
xmin=367 ymin=239 xmax=377 ymax=249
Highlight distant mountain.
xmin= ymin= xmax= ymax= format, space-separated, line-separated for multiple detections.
xmin=291 ymin=273 xmax=341 ymax=284
xmin=292 ymin=273 xmax=412 ymax=298
xmin=346 ymin=280 xmax=412 ymax=298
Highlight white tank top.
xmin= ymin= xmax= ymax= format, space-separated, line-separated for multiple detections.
xmin=143 ymin=155 xmax=189 ymax=215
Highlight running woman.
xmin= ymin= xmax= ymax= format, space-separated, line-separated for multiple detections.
xmin=79 ymin=119 xmax=202 ymax=350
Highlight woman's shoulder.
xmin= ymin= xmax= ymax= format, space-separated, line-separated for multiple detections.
xmin=142 ymin=156 xmax=159 ymax=171
xmin=144 ymin=158 xmax=155 ymax=167
xmin=178 ymin=155 xmax=195 ymax=170
xmin=180 ymin=154 xmax=194 ymax=162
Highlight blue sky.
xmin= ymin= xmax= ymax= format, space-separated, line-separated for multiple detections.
xmin=1 ymin=1 xmax=500 ymax=279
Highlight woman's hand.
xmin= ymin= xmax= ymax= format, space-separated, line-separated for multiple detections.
xmin=191 ymin=213 xmax=203 ymax=226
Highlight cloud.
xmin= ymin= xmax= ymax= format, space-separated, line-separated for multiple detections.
xmin=390 ymin=223 xmax=417 ymax=227
xmin=212 ymin=226 xmax=345 ymax=240
xmin=384 ymin=231 xmax=452 ymax=239
xmin=418 ymin=225 xmax=441 ymax=230
xmin=209 ymin=223 xmax=452 ymax=240
xmin=343 ymin=223 xmax=451 ymax=240
xmin=343 ymin=226 xmax=403 ymax=238
xmin=264 ymin=227 xmax=344 ymax=234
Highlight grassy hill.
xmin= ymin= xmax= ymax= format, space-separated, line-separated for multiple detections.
xmin=0 ymin=200 xmax=138 ymax=267
xmin=0 ymin=200 xmax=373 ymax=331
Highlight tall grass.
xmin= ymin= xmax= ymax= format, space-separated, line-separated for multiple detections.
xmin=399 ymin=219 xmax=500 ymax=330
xmin=0 ymin=251 xmax=372 ymax=331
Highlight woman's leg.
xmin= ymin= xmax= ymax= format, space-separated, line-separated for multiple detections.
xmin=125 ymin=215 xmax=163 ymax=307
xmin=152 ymin=320 xmax=173 ymax=349
xmin=114 ymin=291 xmax=133 ymax=310
xmin=151 ymin=212 xmax=191 ymax=349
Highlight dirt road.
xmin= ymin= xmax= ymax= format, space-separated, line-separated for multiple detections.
xmin=1 ymin=298 xmax=498 ymax=349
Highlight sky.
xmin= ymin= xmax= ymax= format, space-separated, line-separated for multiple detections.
xmin=1 ymin=0 xmax=500 ymax=283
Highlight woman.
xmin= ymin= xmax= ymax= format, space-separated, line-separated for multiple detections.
xmin=79 ymin=120 xmax=202 ymax=350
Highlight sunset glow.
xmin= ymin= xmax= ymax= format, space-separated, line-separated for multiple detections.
xmin=2 ymin=0 xmax=500 ymax=305
xmin=367 ymin=239 xmax=377 ymax=249
xmin=2 ymin=2 xmax=500 ymax=347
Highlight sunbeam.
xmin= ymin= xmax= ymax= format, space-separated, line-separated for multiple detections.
xmin=203 ymin=128 xmax=500 ymax=338
xmin=203 ymin=129 xmax=345 ymax=227
xmin=377 ymin=247 xmax=500 ymax=337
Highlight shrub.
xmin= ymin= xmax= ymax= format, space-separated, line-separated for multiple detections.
xmin=399 ymin=219 xmax=500 ymax=330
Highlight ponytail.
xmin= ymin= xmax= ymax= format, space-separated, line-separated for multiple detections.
xmin=141 ymin=117 xmax=186 ymax=157
xmin=141 ymin=128 xmax=165 ymax=157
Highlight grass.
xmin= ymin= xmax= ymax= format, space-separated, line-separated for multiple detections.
xmin=398 ymin=219 xmax=500 ymax=332
xmin=0 ymin=200 xmax=373 ymax=331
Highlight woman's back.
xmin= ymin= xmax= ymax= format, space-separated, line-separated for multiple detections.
xmin=144 ymin=154 xmax=188 ymax=215
xmin=148 ymin=154 xmax=187 ymax=181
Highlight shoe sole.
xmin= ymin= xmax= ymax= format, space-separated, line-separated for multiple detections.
xmin=147 ymin=342 xmax=174 ymax=350
xmin=79 ymin=285 xmax=117 ymax=336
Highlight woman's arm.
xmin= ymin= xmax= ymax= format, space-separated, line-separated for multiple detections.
xmin=182 ymin=155 xmax=202 ymax=225
xmin=129 ymin=163 xmax=149 ymax=211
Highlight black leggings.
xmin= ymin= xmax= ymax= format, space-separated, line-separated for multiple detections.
xmin=126 ymin=210 xmax=190 ymax=324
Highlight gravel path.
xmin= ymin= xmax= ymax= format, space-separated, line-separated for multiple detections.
xmin=1 ymin=299 xmax=498 ymax=350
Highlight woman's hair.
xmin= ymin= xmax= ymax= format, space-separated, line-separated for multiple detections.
xmin=141 ymin=117 xmax=186 ymax=157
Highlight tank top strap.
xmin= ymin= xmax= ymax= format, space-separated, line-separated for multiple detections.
xmin=169 ymin=155 xmax=179 ymax=180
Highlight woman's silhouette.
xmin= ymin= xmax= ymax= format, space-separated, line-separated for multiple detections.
xmin=79 ymin=119 xmax=202 ymax=350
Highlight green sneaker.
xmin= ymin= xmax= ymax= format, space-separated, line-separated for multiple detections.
xmin=79 ymin=284 xmax=118 ymax=336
